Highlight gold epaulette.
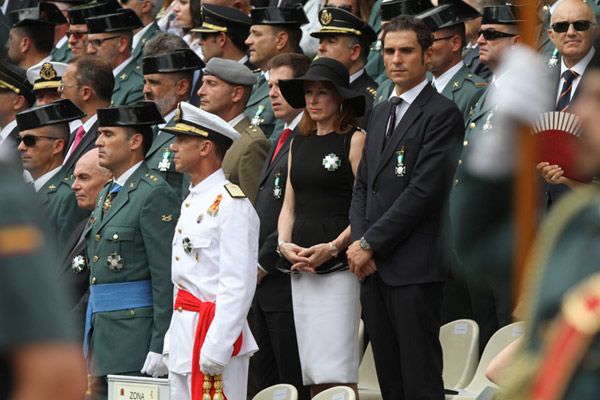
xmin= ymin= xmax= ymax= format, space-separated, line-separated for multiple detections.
xmin=224 ymin=183 xmax=246 ymax=198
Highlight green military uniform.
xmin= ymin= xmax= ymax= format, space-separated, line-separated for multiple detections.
xmin=244 ymin=73 xmax=275 ymax=139
xmin=364 ymin=0 xmax=384 ymax=82
xmin=223 ymin=117 xmax=269 ymax=204
xmin=34 ymin=168 xmax=89 ymax=252
xmin=111 ymin=60 xmax=144 ymax=106
xmin=86 ymin=163 xmax=179 ymax=378
xmin=374 ymin=78 xmax=394 ymax=105
xmin=0 ymin=11 xmax=11 ymax=53
xmin=51 ymin=38 xmax=71 ymax=63
xmin=132 ymin=21 xmax=159 ymax=65
xmin=439 ymin=64 xmax=488 ymax=122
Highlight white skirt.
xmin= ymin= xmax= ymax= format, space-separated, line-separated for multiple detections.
xmin=291 ymin=269 xmax=361 ymax=385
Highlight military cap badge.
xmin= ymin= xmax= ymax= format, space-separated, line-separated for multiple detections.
xmin=39 ymin=62 xmax=57 ymax=81
xmin=320 ymin=9 xmax=332 ymax=25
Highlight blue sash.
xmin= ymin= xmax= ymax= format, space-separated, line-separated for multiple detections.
xmin=83 ymin=280 xmax=153 ymax=358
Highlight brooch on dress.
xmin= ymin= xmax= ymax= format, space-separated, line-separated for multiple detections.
xmin=322 ymin=153 xmax=341 ymax=172
xmin=107 ymin=252 xmax=123 ymax=271
xmin=71 ymin=255 xmax=87 ymax=273
xmin=395 ymin=147 xmax=406 ymax=177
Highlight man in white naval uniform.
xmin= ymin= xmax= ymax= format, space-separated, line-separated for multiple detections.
xmin=162 ymin=101 xmax=259 ymax=400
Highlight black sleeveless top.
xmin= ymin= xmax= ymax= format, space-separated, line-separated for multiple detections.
xmin=278 ymin=129 xmax=355 ymax=274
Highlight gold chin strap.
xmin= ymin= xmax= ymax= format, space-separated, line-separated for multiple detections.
xmin=203 ymin=374 xmax=224 ymax=400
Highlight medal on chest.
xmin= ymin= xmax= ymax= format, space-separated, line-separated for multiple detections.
xmin=182 ymin=237 xmax=193 ymax=254
xmin=71 ymin=255 xmax=87 ymax=273
xmin=395 ymin=146 xmax=406 ymax=177
xmin=207 ymin=194 xmax=223 ymax=217
xmin=158 ymin=148 xmax=172 ymax=171
xmin=273 ymin=170 xmax=282 ymax=199
xmin=482 ymin=108 xmax=497 ymax=132
xmin=107 ymin=252 xmax=123 ymax=271
xmin=322 ymin=153 xmax=341 ymax=172
xmin=251 ymin=104 xmax=265 ymax=127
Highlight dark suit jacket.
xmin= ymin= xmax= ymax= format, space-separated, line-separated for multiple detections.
xmin=5 ymin=0 xmax=39 ymax=13
xmin=464 ymin=46 xmax=493 ymax=83
xmin=0 ymin=124 xmax=20 ymax=166
xmin=63 ymin=120 xmax=98 ymax=174
xmin=254 ymin=127 xmax=296 ymax=312
xmin=350 ymin=84 xmax=464 ymax=287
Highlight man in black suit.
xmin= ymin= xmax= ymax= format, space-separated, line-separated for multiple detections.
xmin=63 ymin=148 xmax=112 ymax=338
xmin=60 ymin=55 xmax=114 ymax=174
xmin=252 ymin=52 xmax=311 ymax=400
xmin=347 ymin=16 xmax=464 ymax=400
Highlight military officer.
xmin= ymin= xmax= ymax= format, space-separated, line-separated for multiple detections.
xmin=311 ymin=6 xmax=378 ymax=128
xmin=26 ymin=61 xmax=67 ymax=105
xmin=244 ymin=5 xmax=308 ymax=139
xmin=16 ymin=99 xmax=89 ymax=252
xmin=143 ymin=48 xmax=203 ymax=199
xmin=0 ymin=60 xmax=35 ymax=164
xmin=85 ymin=9 xmax=145 ymax=106
xmin=198 ymin=57 xmax=269 ymax=204
xmin=66 ymin=1 xmax=120 ymax=60
xmin=450 ymin=3 xmax=522 ymax=351
xmin=85 ymin=101 xmax=179 ymax=399
xmin=47 ymin=0 xmax=83 ymax=63
xmin=120 ymin=0 xmax=161 ymax=65
xmin=162 ymin=101 xmax=259 ymax=400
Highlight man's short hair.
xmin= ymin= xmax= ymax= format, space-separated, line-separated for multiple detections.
xmin=126 ymin=125 xmax=153 ymax=154
xmin=69 ymin=55 xmax=115 ymax=102
xmin=46 ymin=123 xmax=70 ymax=157
xmin=272 ymin=25 xmax=303 ymax=54
xmin=382 ymin=15 xmax=433 ymax=53
xmin=266 ymin=53 xmax=311 ymax=78
xmin=143 ymin=32 xmax=189 ymax=57
xmin=13 ymin=25 xmax=54 ymax=54
xmin=347 ymin=35 xmax=370 ymax=64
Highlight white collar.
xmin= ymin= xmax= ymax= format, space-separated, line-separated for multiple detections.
xmin=1 ymin=0 xmax=7 ymax=15
xmin=113 ymin=56 xmax=134 ymax=77
xmin=132 ymin=22 xmax=153 ymax=51
xmin=238 ymin=54 xmax=249 ymax=65
xmin=432 ymin=61 xmax=464 ymax=93
xmin=549 ymin=0 xmax=564 ymax=14
xmin=55 ymin=35 xmax=68 ymax=49
xmin=34 ymin=165 xmax=62 ymax=192
xmin=114 ymin=160 xmax=142 ymax=187
xmin=31 ymin=55 xmax=53 ymax=69
xmin=390 ymin=79 xmax=429 ymax=105
xmin=82 ymin=114 xmax=98 ymax=132
xmin=69 ymin=119 xmax=82 ymax=133
xmin=228 ymin=113 xmax=246 ymax=128
xmin=561 ymin=47 xmax=595 ymax=75
xmin=284 ymin=111 xmax=303 ymax=131
xmin=349 ymin=68 xmax=365 ymax=84
xmin=0 ymin=120 xmax=17 ymax=143
xmin=189 ymin=168 xmax=226 ymax=194
xmin=160 ymin=109 xmax=177 ymax=128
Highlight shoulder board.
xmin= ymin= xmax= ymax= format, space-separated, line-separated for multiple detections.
xmin=143 ymin=172 xmax=160 ymax=185
xmin=366 ymin=87 xmax=377 ymax=98
xmin=224 ymin=183 xmax=246 ymax=198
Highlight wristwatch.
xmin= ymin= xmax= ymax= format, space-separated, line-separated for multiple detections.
xmin=359 ymin=237 xmax=371 ymax=251
xmin=276 ymin=240 xmax=287 ymax=257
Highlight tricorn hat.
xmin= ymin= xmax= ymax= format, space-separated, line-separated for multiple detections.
xmin=250 ymin=5 xmax=308 ymax=27
xmin=417 ymin=0 xmax=480 ymax=31
xmin=16 ymin=99 xmax=85 ymax=131
xmin=481 ymin=4 xmax=521 ymax=25
xmin=8 ymin=2 xmax=67 ymax=26
xmin=86 ymin=8 xmax=143 ymax=34
xmin=380 ymin=0 xmax=432 ymax=21
xmin=68 ymin=0 xmax=120 ymax=25
xmin=143 ymin=49 xmax=204 ymax=74
xmin=0 ymin=60 xmax=35 ymax=106
xmin=97 ymin=101 xmax=164 ymax=127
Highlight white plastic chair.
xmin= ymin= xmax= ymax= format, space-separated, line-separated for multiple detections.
xmin=252 ymin=383 xmax=298 ymax=400
xmin=446 ymin=321 xmax=525 ymax=399
xmin=312 ymin=386 xmax=356 ymax=400
xmin=440 ymin=319 xmax=480 ymax=389
xmin=357 ymin=343 xmax=383 ymax=400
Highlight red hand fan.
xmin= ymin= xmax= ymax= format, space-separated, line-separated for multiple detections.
xmin=532 ymin=111 xmax=588 ymax=182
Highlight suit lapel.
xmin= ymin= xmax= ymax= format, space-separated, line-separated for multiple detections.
xmin=66 ymin=121 xmax=98 ymax=171
xmin=259 ymin=129 xmax=294 ymax=186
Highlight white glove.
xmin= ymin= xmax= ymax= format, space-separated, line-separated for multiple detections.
xmin=200 ymin=353 xmax=225 ymax=376
xmin=141 ymin=351 xmax=169 ymax=378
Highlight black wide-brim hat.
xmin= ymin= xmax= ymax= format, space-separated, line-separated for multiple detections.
xmin=279 ymin=57 xmax=365 ymax=117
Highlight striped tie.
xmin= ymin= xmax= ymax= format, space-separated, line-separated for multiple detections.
xmin=556 ymin=69 xmax=579 ymax=112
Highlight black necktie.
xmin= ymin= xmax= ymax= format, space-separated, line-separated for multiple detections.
xmin=556 ymin=69 xmax=579 ymax=112
xmin=384 ymin=97 xmax=402 ymax=147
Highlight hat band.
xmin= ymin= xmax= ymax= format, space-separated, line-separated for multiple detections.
xmin=33 ymin=81 xmax=60 ymax=90
xmin=202 ymin=22 xmax=227 ymax=32
xmin=319 ymin=26 xmax=362 ymax=36
xmin=0 ymin=80 xmax=21 ymax=94
xmin=170 ymin=122 xmax=209 ymax=137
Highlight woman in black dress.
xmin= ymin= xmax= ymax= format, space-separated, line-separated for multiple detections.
xmin=276 ymin=57 xmax=366 ymax=397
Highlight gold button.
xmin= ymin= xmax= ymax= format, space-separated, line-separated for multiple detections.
xmin=454 ymin=179 xmax=459 ymax=186
xmin=458 ymin=159 xmax=463 ymax=165
xmin=129 ymin=310 xmax=135 ymax=316
xmin=112 ymin=234 xmax=118 ymax=240
xmin=177 ymin=228 xmax=182 ymax=234
xmin=93 ymin=255 xmax=99 ymax=262
xmin=185 ymin=202 xmax=190 ymax=208
xmin=177 ymin=306 xmax=183 ymax=312
xmin=95 ymin=234 xmax=101 ymax=241
xmin=175 ymin=256 xmax=180 ymax=261
xmin=91 ymin=277 xmax=97 ymax=284
xmin=469 ymin=122 xmax=476 ymax=129
xmin=463 ymin=140 xmax=469 ymax=147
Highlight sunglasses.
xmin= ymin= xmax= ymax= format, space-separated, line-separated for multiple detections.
xmin=478 ymin=28 xmax=517 ymax=41
xmin=551 ymin=20 xmax=594 ymax=33
xmin=17 ymin=135 xmax=60 ymax=147
xmin=87 ymin=35 xmax=121 ymax=48
xmin=66 ymin=30 xmax=87 ymax=39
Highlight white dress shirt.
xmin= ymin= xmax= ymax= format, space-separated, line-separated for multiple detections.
xmin=113 ymin=56 xmax=134 ymax=77
xmin=556 ymin=47 xmax=595 ymax=104
xmin=432 ymin=61 xmax=464 ymax=93
xmin=33 ymin=165 xmax=62 ymax=192
xmin=388 ymin=80 xmax=430 ymax=128
xmin=114 ymin=161 xmax=142 ymax=187
xmin=228 ymin=113 xmax=246 ymax=128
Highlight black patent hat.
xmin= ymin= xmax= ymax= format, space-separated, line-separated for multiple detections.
xmin=417 ymin=0 xmax=480 ymax=31
xmin=311 ymin=7 xmax=377 ymax=45
xmin=279 ymin=57 xmax=365 ymax=117
xmin=97 ymin=101 xmax=164 ymax=127
xmin=143 ymin=49 xmax=204 ymax=74
xmin=250 ymin=5 xmax=308 ymax=27
xmin=481 ymin=4 xmax=521 ymax=25
xmin=192 ymin=4 xmax=251 ymax=37
xmin=8 ymin=2 xmax=67 ymax=26
xmin=16 ymin=99 xmax=85 ymax=131
xmin=380 ymin=0 xmax=432 ymax=21
xmin=86 ymin=8 xmax=143 ymax=33
xmin=0 ymin=60 xmax=35 ymax=106
xmin=68 ymin=0 xmax=120 ymax=25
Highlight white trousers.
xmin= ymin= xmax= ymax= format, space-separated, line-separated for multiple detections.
xmin=169 ymin=355 xmax=250 ymax=400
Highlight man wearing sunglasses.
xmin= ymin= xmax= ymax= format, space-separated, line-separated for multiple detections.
xmin=539 ymin=0 xmax=597 ymax=208
xmin=67 ymin=1 xmax=120 ymax=60
xmin=16 ymin=99 xmax=89 ymax=253
xmin=85 ymin=9 xmax=145 ymax=107
xmin=451 ymin=4 xmax=521 ymax=353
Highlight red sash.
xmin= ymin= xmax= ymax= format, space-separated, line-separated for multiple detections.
xmin=174 ymin=289 xmax=243 ymax=400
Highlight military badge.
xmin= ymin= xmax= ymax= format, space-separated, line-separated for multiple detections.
xmin=158 ymin=148 xmax=172 ymax=171
xmin=107 ymin=252 xmax=123 ymax=271
xmin=273 ymin=170 xmax=282 ymax=199
xmin=251 ymin=104 xmax=265 ymax=127
xmin=71 ymin=255 xmax=86 ymax=273
xmin=183 ymin=237 xmax=193 ymax=254
xmin=40 ymin=62 xmax=57 ymax=80
xmin=395 ymin=147 xmax=406 ymax=177
xmin=322 ymin=153 xmax=341 ymax=172
xmin=482 ymin=112 xmax=495 ymax=132
xmin=103 ymin=196 xmax=112 ymax=213
xmin=197 ymin=213 xmax=204 ymax=224
xmin=161 ymin=214 xmax=173 ymax=222
xmin=371 ymin=40 xmax=382 ymax=53
xmin=548 ymin=49 xmax=559 ymax=68
xmin=207 ymin=194 xmax=223 ymax=216
xmin=320 ymin=9 xmax=332 ymax=25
